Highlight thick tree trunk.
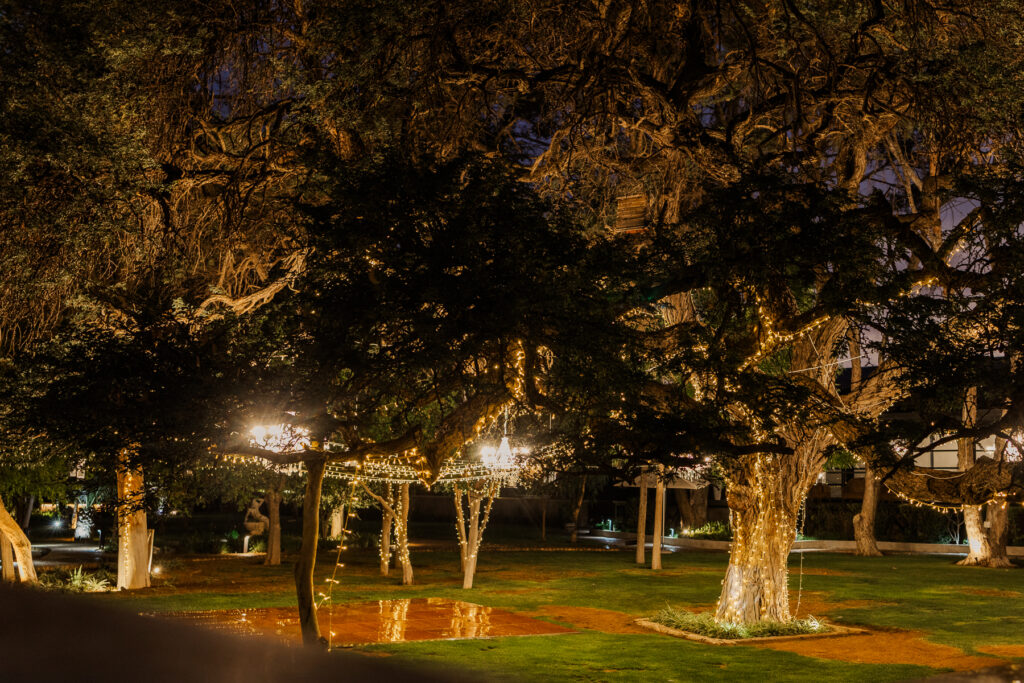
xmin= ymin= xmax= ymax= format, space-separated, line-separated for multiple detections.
xmin=540 ymin=498 xmax=547 ymax=541
xmin=652 ymin=478 xmax=665 ymax=571
xmin=716 ymin=436 xmax=825 ymax=625
xmin=116 ymin=453 xmax=150 ymax=590
xmin=717 ymin=474 xmax=799 ymax=624
xmin=294 ymin=457 xmax=327 ymax=648
xmin=675 ymin=487 xmax=709 ymax=532
xmin=985 ymin=501 xmax=1012 ymax=568
xmin=960 ymin=505 xmax=994 ymax=565
xmin=0 ymin=494 xmax=36 ymax=583
xmin=636 ymin=481 xmax=647 ymax=565
xmin=955 ymin=388 xmax=1005 ymax=567
xmin=570 ymin=475 xmax=587 ymax=544
xmin=264 ymin=488 xmax=282 ymax=566
xmin=853 ymin=463 xmax=883 ymax=556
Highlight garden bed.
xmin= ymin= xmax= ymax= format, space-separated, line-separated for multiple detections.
xmin=635 ymin=616 xmax=868 ymax=646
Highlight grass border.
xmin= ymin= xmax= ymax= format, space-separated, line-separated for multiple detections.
xmin=634 ymin=618 xmax=870 ymax=646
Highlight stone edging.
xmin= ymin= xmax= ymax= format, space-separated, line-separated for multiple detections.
xmin=634 ymin=618 xmax=870 ymax=646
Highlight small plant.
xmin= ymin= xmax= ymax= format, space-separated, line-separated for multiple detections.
xmin=40 ymin=566 xmax=112 ymax=593
xmin=686 ymin=521 xmax=732 ymax=541
xmin=651 ymin=606 xmax=828 ymax=639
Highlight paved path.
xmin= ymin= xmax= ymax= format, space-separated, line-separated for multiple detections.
xmin=30 ymin=541 xmax=108 ymax=568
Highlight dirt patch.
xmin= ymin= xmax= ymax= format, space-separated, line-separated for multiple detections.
xmin=978 ymin=645 xmax=1024 ymax=658
xmin=963 ymin=588 xmax=1023 ymax=598
xmin=528 ymin=605 xmax=649 ymax=634
xmin=754 ymin=630 xmax=1001 ymax=671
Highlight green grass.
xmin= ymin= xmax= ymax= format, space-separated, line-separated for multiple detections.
xmin=98 ymin=544 xmax=1024 ymax=682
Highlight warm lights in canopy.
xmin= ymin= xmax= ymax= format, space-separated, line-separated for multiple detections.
xmin=249 ymin=423 xmax=311 ymax=453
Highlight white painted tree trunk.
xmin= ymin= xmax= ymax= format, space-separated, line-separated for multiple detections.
xmin=116 ymin=454 xmax=150 ymax=590
xmin=635 ymin=481 xmax=647 ymax=565
xmin=1 ymin=531 xmax=14 ymax=582
xmin=329 ymin=505 xmax=344 ymax=540
xmin=652 ymin=479 xmax=665 ymax=571
xmin=853 ymin=463 xmax=883 ymax=556
xmin=0 ymin=494 xmax=36 ymax=583
xmin=954 ymin=388 xmax=1008 ymax=566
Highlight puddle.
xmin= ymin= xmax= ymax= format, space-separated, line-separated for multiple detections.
xmin=156 ymin=598 xmax=575 ymax=646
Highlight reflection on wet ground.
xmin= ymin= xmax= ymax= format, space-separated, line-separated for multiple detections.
xmin=156 ymin=598 xmax=575 ymax=646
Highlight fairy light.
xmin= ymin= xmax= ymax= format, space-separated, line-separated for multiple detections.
xmin=321 ymin=478 xmax=362 ymax=650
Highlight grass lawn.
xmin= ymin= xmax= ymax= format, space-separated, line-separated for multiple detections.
xmin=93 ymin=539 xmax=1024 ymax=682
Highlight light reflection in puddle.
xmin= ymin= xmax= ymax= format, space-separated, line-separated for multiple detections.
xmin=155 ymin=598 xmax=573 ymax=646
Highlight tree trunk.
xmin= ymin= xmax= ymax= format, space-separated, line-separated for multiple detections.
xmin=264 ymin=488 xmax=282 ymax=566
xmin=329 ymin=505 xmax=344 ymax=540
xmin=636 ymin=480 xmax=647 ymax=565
xmin=570 ymin=475 xmax=587 ymax=544
xmin=380 ymin=506 xmax=393 ymax=576
xmin=0 ymin=494 xmax=36 ymax=583
xmin=463 ymin=497 xmax=481 ymax=589
xmin=984 ymin=501 xmax=1012 ymax=567
xmin=398 ymin=483 xmax=413 ymax=586
xmin=454 ymin=481 xmax=499 ymax=589
xmin=853 ymin=463 xmax=883 ymax=556
xmin=116 ymin=452 xmax=150 ymax=590
xmin=294 ymin=457 xmax=327 ymax=648
xmin=454 ymin=487 xmax=468 ymax=573
xmin=955 ymin=387 xmax=1002 ymax=566
xmin=652 ymin=478 xmax=665 ymax=571
xmin=540 ymin=498 xmax=547 ymax=541
xmin=16 ymin=494 xmax=34 ymax=531
xmin=717 ymin=474 xmax=798 ymax=624
xmin=692 ymin=487 xmax=708 ymax=528
xmin=0 ymin=532 xmax=14 ymax=582
xmin=716 ymin=436 xmax=825 ymax=625
xmin=675 ymin=487 xmax=708 ymax=532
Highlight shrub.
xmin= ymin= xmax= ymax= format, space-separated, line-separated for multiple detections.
xmin=651 ymin=606 xmax=828 ymax=639
xmin=687 ymin=521 xmax=731 ymax=541
xmin=40 ymin=566 xmax=113 ymax=593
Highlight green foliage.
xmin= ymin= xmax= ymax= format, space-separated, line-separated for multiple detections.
xmin=824 ymin=447 xmax=858 ymax=471
xmin=39 ymin=565 xmax=113 ymax=593
xmin=687 ymin=521 xmax=732 ymax=541
xmin=651 ymin=606 xmax=828 ymax=639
